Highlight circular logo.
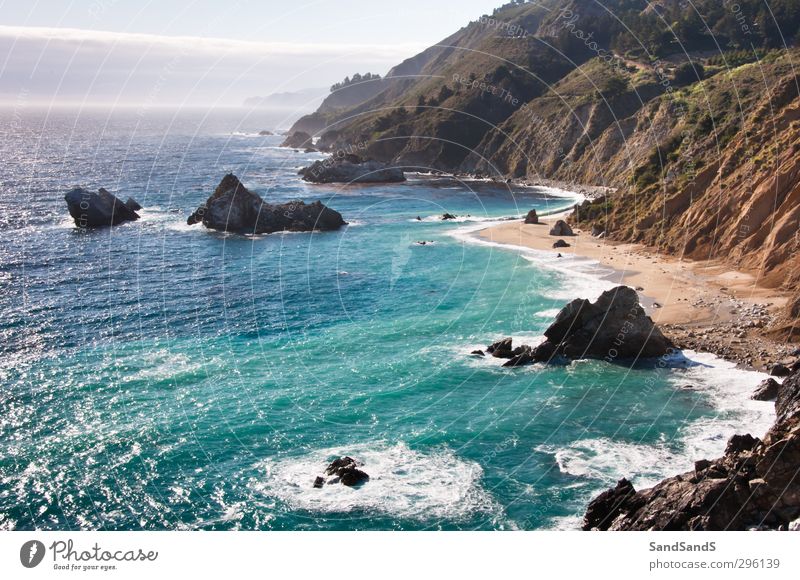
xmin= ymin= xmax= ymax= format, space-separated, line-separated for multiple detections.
xmin=20 ymin=540 xmax=46 ymax=568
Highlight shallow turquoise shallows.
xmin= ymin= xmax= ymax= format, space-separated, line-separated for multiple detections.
xmin=0 ymin=108 xmax=774 ymax=530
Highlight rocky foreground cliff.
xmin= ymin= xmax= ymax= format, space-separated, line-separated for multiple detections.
xmin=584 ymin=364 xmax=800 ymax=530
xmin=287 ymin=0 xmax=800 ymax=340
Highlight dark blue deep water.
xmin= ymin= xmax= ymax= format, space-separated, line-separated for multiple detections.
xmin=0 ymin=107 xmax=774 ymax=530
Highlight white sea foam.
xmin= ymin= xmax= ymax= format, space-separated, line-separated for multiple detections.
xmin=251 ymin=442 xmax=498 ymax=522
xmin=537 ymin=351 xmax=774 ymax=492
xmin=450 ymin=219 xmax=618 ymax=302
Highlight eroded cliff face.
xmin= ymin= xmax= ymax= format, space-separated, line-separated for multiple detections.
xmin=289 ymin=2 xmax=800 ymax=338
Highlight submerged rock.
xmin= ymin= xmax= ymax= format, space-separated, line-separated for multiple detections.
xmin=64 ymin=187 xmax=141 ymax=228
xmin=584 ymin=365 xmax=800 ymax=530
xmin=299 ymin=154 xmax=405 ymax=184
xmin=187 ymin=174 xmax=346 ymax=235
xmin=549 ymin=220 xmax=574 ymax=236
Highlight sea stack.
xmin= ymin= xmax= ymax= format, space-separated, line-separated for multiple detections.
xmin=64 ymin=187 xmax=141 ymax=228
xmin=187 ymin=174 xmax=346 ymax=234
xmin=491 ymin=286 xmax=674 ymax=367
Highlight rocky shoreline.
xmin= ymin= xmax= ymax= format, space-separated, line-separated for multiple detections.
xmin=584 ymin=364 xmax=800 ymax=530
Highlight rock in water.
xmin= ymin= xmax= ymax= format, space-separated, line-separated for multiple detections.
xmin=280 ymin=131 xmax=313 ymax=148
xmin=64 ymin=187 xmax=140 ymax=228
xmin=752 ymin=378 xmax=781 ymax=401
xmin=583 ymin=365 xmax=800 ymax=530
xmin=540 ymin=286 xmax=673 ymax=360
xmin=299 ymin=154 xmax=405 ymax=184
xmin=549 ymin=220 xmax=574 ymax=236
xmin=125 ymin=197 xmax=143 ymax=212
xmin=487 ymin=337 xmax=514 ymax=359
xmin=187 ymin=174 xmax=345 ymax=234
xmin=524 ymin=209 xmax=539 ymax=224
xmin=324 ymin=456 xmax=369 ymax=487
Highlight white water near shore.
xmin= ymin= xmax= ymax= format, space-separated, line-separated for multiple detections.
xmin=448 ymin=200 xmax=776 ymax=529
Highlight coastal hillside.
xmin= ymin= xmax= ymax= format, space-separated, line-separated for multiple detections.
xmin=289 ymin=0 xmax=800 ymax=339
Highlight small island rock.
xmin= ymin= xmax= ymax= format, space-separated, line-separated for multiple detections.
xmin=64 ymin=187 xmax=140 ymax=228
xmin=187 ymin=174 xmax=345 ymax=235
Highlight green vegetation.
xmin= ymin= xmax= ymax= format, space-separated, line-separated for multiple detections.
xmin=330 ymin=73 xmax=381 ymax=93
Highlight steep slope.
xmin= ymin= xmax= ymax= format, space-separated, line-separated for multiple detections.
xmin=289 ymin=0 xmax=800 ymax=338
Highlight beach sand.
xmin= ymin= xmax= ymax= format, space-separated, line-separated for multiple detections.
xmin=476 ymin=216 xmax=794 ymax=370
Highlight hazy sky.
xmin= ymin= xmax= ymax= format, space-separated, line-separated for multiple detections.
xmin=0 ymin=0 xmax=503 ymax=107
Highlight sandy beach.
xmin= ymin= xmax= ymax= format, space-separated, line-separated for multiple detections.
xmin=476 ymin=215 xmax=796 ymax=371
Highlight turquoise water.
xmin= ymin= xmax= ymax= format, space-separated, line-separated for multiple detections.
xmin=0 ymin=108 xmax=774 ymax=530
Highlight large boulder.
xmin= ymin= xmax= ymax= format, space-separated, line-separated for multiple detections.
xmin=64 ymin=187 xmax=141 ymax=228
xmin=583 ymin=366 xmax=800 ymax=530
xmin=299 ymin=154 xmax=405 ymax=184
xmin=542 ymin=286 xmax=673 ymax=360
xmin=280 ymin=131 xmax=313 ymax=148
xmin=549 ymin=220 xmax=574 ymax=236
xmin=484 ymin=287 xmax=672 ymax=368
xmin=187 ymin=174 xmax=345 ymax=234
xmin=752 ymin=378 xmax=781 ymax=401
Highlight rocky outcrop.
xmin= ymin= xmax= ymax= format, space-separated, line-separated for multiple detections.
xmin=487 ymin=287 xmax=673 ymax=367
xmin=64 ymin=187 xmax=141 ymax=228
xmin=524 ymin=209 xmax=539 ymax=224
xmin=280 ymin=131 xmax=313 ymax=148
xmin=299 ymin=154 xmax=405 ymax=183
xmin=752 ymin=378 xmax=781 ymax=401
xmin=549 ymin=220 xmax=574 ymax=236
xmin=584 ymin=366 xmax=800 ymax=530
xmin=187 ymin=174 xmax=345 ymax=235
xmin=313 ymin=456 xmax=370 ymax=488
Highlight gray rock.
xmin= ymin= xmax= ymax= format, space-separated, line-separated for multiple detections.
xmin=542 ymin=286 xmax=673 ymax=360
xmin=64 ymin=187 xmax=140 ymax=228
xmin=553 ymin=239 xmax=571 ymax=249
xmin=752 ymin=378 xmax=781 ymax=401
xmin=187 ymin=174 xmax=346 ymax=234
xmin=549 ymin=220 xmax=574 ymax=236
xmin=299 ymin=154 xmax=405 ymax=184
xmin=524 ymin=209 xmax=539 ymax=224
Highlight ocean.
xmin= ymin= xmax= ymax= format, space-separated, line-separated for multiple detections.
xmin=0 ymin=106 xmax=775 ymax=530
